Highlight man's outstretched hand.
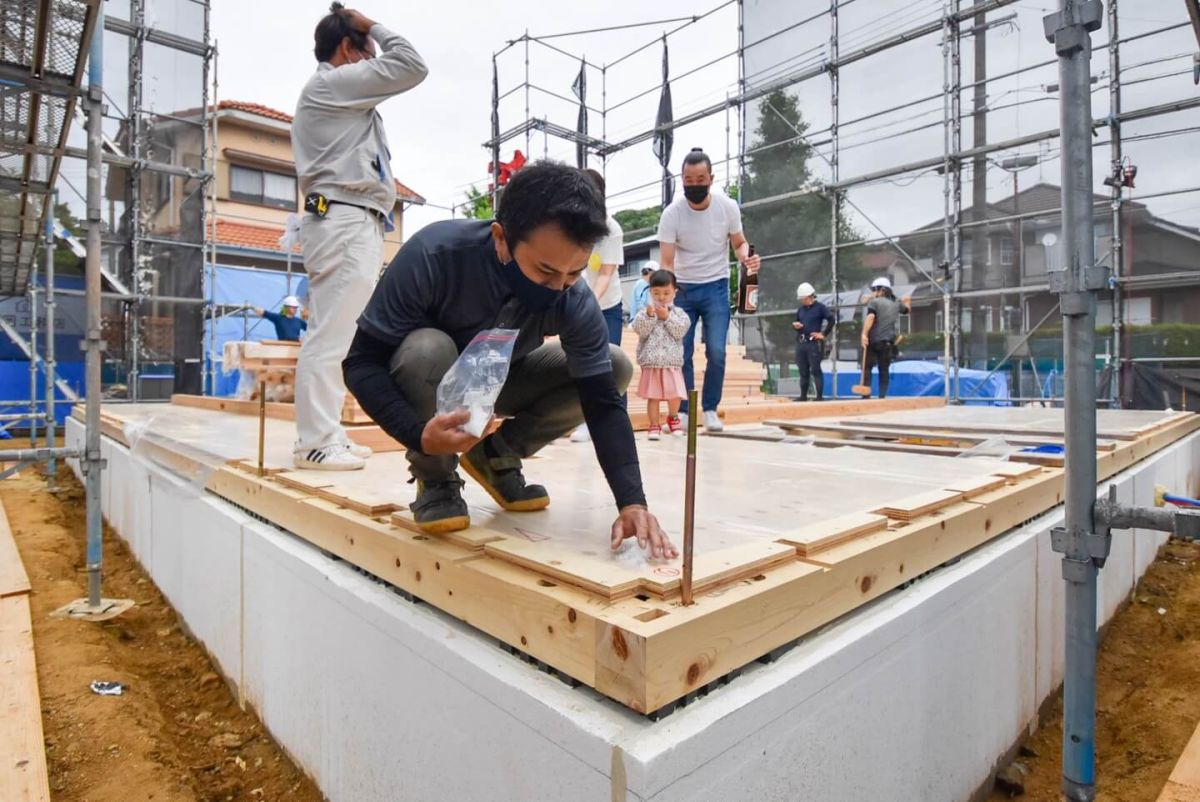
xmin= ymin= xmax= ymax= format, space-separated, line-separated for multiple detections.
xmin=610 ymin=506 xmax=678 ymax=560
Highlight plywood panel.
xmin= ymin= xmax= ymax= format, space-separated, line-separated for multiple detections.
xmin=0 ymin=498 xmax=30 ymax=598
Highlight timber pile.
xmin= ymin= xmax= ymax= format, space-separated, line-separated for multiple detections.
xmin=0 ymin=496 xmax=51 ymax=802
xmin=83 ymin=402 xmax=1200 ymax=715
xmin=1159 ymin=720 xmax=1200 ymax=801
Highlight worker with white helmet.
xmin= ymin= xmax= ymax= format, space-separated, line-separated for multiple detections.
xmin=255 ymin=296 xmax=309 ymax=343
xmin=791 ymin=282 xmax=835 ymax=401
xmin=860 ymin=277 xmax=912 ymax=399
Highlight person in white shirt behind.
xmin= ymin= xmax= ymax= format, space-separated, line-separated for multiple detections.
xmin=571 ymin=168 xmax=626 ymax=443
xmin=655 ymin=148 xmax=760 ymax=431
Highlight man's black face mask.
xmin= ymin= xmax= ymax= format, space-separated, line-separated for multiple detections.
xmin=683 ymin=184 xmax=711 ymax=204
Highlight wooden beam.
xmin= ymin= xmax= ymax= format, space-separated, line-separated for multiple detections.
xmin=0 ymin=594 xmax=50 ymax=802
xmin=0 ymin=499 xmax=30 ymax=599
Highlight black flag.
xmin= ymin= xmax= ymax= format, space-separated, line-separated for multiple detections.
xmin=490 ymin=59 xmax=501 ymax=200
xmin=651 ymin=38 xmax=674 ymax=207
xmin=571 ymin=59 xmax=588 ymax=168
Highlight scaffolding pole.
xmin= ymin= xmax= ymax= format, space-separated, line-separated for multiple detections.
xmin=28 ymin=244 xmax=38 ymax=447
xmin=44 ymin=195 xmax=56 ymax=483
xmin=127 ymin=0 xmax=145 ymax=402
xmin=205 ymin=42 xmax=220 ymax=395
xmin=1045 ymin=1 xmax=1105 ymax=799
xmin=829 ymin=0 xmax=841 ymax=396
xmin=84 ymin=0 xmax=107 ymax=608
xmin=1107 ymin=0 xmax=1124 ymax=408
xmin=200 ymin=0 xmax=215 ymax=396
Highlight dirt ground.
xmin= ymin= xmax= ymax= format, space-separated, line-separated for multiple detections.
xmin=990 ymin=539 xmax=1200 ymax=801
xmin=4 ymin=463 xmax=325 ymax=802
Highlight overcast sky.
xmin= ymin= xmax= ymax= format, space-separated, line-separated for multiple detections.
xmin=64 ymin=0 xmax=1195 ymax=243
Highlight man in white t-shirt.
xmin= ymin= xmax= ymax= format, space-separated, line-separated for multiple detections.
xmin=656 ymin=148 xmax=760 ymax=431
xmin=572 ymin=168 xmax=626 ymax=443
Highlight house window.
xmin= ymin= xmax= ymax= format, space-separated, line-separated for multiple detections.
xmin=229 ymin=165 xmax=296 ymax=210
xmin=998 ymin=237 xmax=1014 ymax=265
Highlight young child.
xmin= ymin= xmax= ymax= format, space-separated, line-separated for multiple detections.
xmin=631 ymin=270 xmax=690 ymax=440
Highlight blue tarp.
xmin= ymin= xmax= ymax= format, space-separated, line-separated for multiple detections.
xmin=829 ymin=360 xmax=1011 ymax=404
xmin=205 ymin=264 xmax=306 ymax=396
xmin=0 ymin=361 xmax=85 ymax=425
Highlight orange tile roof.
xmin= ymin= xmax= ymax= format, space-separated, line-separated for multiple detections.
xmin=394 ymin=179 xmax=425 ymax=203
xmin=215 ymin=219 xmax=300 ymax=255
xmin=218 ymin=100 xmax=294 ymax=123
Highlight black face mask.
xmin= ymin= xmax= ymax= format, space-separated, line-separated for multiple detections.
xmin=501 ymin=257 xmax=563 ymax=313
xmin=683 ymin=184 xmax=711 ymax=204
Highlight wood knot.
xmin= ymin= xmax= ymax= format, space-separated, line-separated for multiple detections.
xmin=611 ymin=628 xmax=629 ymax=661
xmin=686 ymin=662 xmax=703 ymax=686
xmin=567 ymin=608 xmax=577 ymax=624
xmin=860 ymin=575 xmax=874 ymax=593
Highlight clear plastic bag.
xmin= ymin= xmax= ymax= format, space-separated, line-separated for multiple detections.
xmin=436 ymin=329 xmax=519 ymax=437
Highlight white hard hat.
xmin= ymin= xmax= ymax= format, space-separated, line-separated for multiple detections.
xmin=796 ymin=282 xmax=816 ymax=300
xmin=282 ymin=295 xmax=301 ymax=308
xmin=870 ymin=277 xmax=893 ymax=290
xmin=641 ymin=261 xmax=659 ymax=275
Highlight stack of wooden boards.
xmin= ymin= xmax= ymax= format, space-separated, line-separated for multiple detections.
xmin=222 ymin=340 xmax=370 ymax=421
xmin=0 ymin=497 xmax=50 ymax=801
xmin=84 ymin=401 xmax=1200 ymax=715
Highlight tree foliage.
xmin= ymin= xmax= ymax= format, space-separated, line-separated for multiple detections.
xmin=740 ymin=90 xmax=870 ymax=362
xmin=461 ymin=186 xmax=493 ymax=220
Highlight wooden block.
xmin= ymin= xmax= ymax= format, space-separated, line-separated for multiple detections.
xmin=274 ymin=471 xmax=401 ymax=517
xmin=388 ymin=510 xmax=504 ymax=550
xmin=345 ymin=426 xmax=404 ymax=453
xmin=776 ymin=511 xmax=890 ymax=556
xmin=874 ymin=489 xmax=965 ymax=521
xmin=0 ymin=594 xmax=50 ymax=802
xmin=944 ymin=475 xmax=1010 ymax=499
xmin=0 ymin=499 xmax=30 ymax=599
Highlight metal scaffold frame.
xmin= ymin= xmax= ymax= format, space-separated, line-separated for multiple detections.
xmin=484 ymin=0 xmax=1200 ymax=405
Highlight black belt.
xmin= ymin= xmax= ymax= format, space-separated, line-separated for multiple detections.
xmin=304 ymin=192 xmax=386 ymax=222
xmin=330 ymin=201 xmax=386 ymax=222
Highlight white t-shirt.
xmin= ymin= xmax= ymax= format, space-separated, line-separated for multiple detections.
xmin=585 ymin=215 xmax=625 ymax=311
xmin=655 ymin=192 xmax=742 ymax=284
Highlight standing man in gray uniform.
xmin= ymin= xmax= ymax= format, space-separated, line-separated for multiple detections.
xmin=291 ymin=3 xmax=428 ymax=470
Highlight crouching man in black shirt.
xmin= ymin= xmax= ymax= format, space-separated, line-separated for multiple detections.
xmin=343 ymin=162 xmax=677 ymax=559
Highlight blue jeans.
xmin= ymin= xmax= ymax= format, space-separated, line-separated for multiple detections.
xmin=602 ymin=302 xmax=627 ymax=409
xmin=677 ymin=278 xmax=731 ymax=414
xmin=601 ymin=302 xmax=624 ymax=346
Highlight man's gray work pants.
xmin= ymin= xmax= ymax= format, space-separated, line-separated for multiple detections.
xmin=389 ymin=328 xmax=633 ymax=482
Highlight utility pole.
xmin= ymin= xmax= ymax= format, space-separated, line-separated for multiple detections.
xmin=965 ymin=0 xmax=989 ymax=376
xmin=1045 ymin=2 xmax=1105 ymax=799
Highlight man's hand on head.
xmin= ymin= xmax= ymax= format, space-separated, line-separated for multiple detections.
xmin=340 ymin=7 xmax=375 ymax=33
xmin=610 ymin=506 xmax=679 ymax=560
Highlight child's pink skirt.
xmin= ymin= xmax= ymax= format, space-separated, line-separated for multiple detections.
xmin=637 ymin=367 xmax=688 ymax=401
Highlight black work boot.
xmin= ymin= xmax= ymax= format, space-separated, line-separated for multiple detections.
xmin=460 ymin=436 xmax=550 ymax=512
xmin=409 ymin=475 xmax=469 ymax=534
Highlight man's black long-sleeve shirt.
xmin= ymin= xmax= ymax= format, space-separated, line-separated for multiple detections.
xmin=794 ymin=300 xmax=835 ymax=343
xmin=342 ymin=220 xmax=646 ymax=509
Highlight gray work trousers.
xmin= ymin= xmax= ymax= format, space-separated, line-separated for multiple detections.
xmin=390 ymin=328 xmax=633 ymax=482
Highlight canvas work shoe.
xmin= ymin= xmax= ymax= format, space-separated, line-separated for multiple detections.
xmin=294 ymin=443 xmax=365 ymax=471
xmin=410 ymin=476 xmax=470 ymax=534
xmin=666 ymin=416 xmax=684 ymax=436
xmin=703 ymin=410 xmax=725 ymax=432
xmin=569 ymin=424 xmax=591 ymax=443
xmin=460 ymin=437 xmax=550 ymax=512
xmin=647 ymin=425 xmax=662 ymax=441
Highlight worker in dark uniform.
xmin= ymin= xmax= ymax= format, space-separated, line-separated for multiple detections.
xmin=860 ymin=277 xmax=911 ymax=399
xmin=791 ymin=282 xmax=834 ymax=401
xmin=255 ymin=296 xmax=308 ymax=342
xmin=342 ymin=161 xmax=677 ymax=559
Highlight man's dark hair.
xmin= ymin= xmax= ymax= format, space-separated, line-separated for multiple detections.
xmin=582 ymin=168 xmax=606 ymax=196
xmin=496 ymin=161 xmax=609 ymax=249
xmin=681 ymin=147 xmax=712 ymax=174
xmin=648 ymin=269 xmax=677 ymax=289
xmin=314 ymin=2 xmax=368 ymax=63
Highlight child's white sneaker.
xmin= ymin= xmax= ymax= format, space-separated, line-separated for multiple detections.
xmin=647 ymin=425 xmax=662 ymax=441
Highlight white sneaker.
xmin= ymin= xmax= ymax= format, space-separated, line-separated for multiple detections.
xmin=569 ymin=424 xmax=591 ymax=443
xmin=703 ymin=411 xmax=725 ymax=432
xmin=344 ymin=441 xmax=373 ymax=459
xmin=677 ymin=412 xmax=688 ymax=431
xmin=294 ymin=444 xmax=365 ymax=471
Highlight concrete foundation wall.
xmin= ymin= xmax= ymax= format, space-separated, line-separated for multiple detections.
xmin=67 ymin=418 xmax=1199 ymax=802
